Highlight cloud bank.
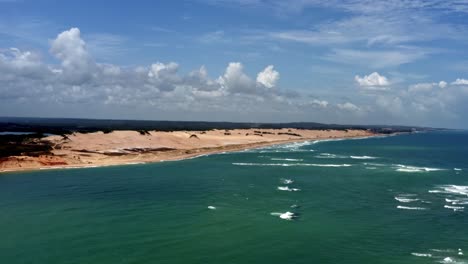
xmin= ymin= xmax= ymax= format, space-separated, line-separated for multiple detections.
xmin=1 ymin=27 xmax=468 ymax=128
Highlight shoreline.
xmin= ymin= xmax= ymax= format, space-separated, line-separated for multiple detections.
xmin=0 ymin=129 xmax=383 ymax=174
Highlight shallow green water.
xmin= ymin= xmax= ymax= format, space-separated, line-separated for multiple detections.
xmin=1 ymin=131 xmax=467 ymax=264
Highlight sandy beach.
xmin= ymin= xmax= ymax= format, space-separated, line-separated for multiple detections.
xmin=0 ymin=128 xmax=376 ymax=173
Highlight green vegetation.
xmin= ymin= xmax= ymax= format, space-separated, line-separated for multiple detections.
xmin=0 ymin=134 xmax=52 ymax=158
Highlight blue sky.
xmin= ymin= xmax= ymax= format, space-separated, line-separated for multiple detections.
xmin=1 ymin=0 xmax=468 ymax=128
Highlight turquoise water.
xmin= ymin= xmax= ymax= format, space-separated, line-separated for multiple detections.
xmin=1 ymin=131 xmax=467 ymax=264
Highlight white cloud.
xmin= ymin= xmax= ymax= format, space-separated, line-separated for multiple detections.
xmin=355 ymin=72 xmax=390 ymax=88
xmin=4 ymin=26 xmax=468 ymax=127
xmin=337 ymin=102 xmax=360 ymax=112
xmin=50 ymin=27 xmax=94 ymax=83
xmin=408 ymin=80 xmax=451 ymax=93
xmin=408 ymin=82 xmax=436 ymax=93
xmin=198 ymin=30 xmax=229 ymax=44
xmin=217 ymin=62 xmax=255 ymax=93
xmin=439 ymin=81 xmax=447 ymax=88
xmin=256 ymin=65 xmax=279 ymax=88
xmin=326 ymin=48 xmax=429 ymax=68
xmin=50 ymin=27 xmax=91 ymax=70
xmin=376 ymin=96 xmax=404 ymax=116
xmin=311 ymin=99 xmax=329 ymax=108
xmin=451 ymin=78 xmax=468 ymax=85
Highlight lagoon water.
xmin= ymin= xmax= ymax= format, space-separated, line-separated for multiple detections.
xmin=1 ymin=131 xmax=467 ymax=264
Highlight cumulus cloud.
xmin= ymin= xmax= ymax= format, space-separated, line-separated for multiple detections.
xmin=452 ymin=78 xmax=468 ymax=85
xmin=337 ymin=102 xmax=360 ymax=112
xmin=50 ymin=27 xmax=94 ymax=83
xmin=1 ymin=27 xmax=298 ymax=119
xmin=408 ymin=81 xmax=447 ymax=93
xmin=147 ymin=62 xmax=181 ymax=91
xmin=355 ymin=72 xmax=390 ymax=89
xmin=3 ymin=26 xmax=468 ymax=128
xmin=256 ymin=65 xmax=279 ymax=88
xmin=217 ymin=62 xmax=256 ymax=94
xmin=311 ymin=99 xmax=329 ymax=108
xmin=439 ymin=81 xmax=447 ymax=88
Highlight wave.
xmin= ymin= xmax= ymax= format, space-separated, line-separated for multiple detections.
xmin=363 ymin=162 xmax=387 ymax=166
xmin=444 ymin=205 xmax=464 ymax=211
xmin=277 ymin=186 xmax=300 ymax=192
xmin=442 ymin=257 xmax=455 ymax=263
xmin=430 ymin=249 xmax=455 ymax=253
xmin=271 ymin=211 xmax=297 ymax=220
xmin=430 ymin=185 xmax=468 ymax=197
xmin=350 ymin=155 xmax=378 ymax=160
xmin=232 ymin=162 xmax=352 ymax=167
xmin=411 ymin=252 xmax=432 ymax=257
xmin=281 ymin=179 xmax=294 ymax=184
xmin=445 ymin=198 xmax=468 ymax=205
xmin=397 ymin=205 xmax=427 ymax=210
xmin=454 ymin=168 xmax=462 ymax=171
xmin=315 ymin=153 xmax=347 ymax=159
xmin=394 ymin=164 xmax=444 ymax=172
xmin=207 ymin=206 xmax=216 ymax=210
xmin=395 ymin=197 xmax=420 ymax=203
xmin=271 ymin=158 xmax=304 ymax=161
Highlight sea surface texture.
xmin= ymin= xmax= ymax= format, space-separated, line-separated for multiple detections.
xmin=1 ymin=131 xmax=467 ymax=264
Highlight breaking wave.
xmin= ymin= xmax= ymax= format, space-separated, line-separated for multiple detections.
xmin=350 ymin=155 xmax=378 ymax=159
xmin=395 ymin=197 xmax=420 ymax=203
xmin=411 ymin=252 xmax=432 ymax=257
xmin=270 ymin=211 xmax=297 ymax=220
xmin=277 ymin=186 xmax=300 ymax=192
xmin=429 ymin=185 xmax=468 ymax=197
xmin=397 ymin=205 xmax=427 ymax=210
xmin=394 ymin=164 xmax=444 ymax=172
xmin=444 ymin=205 xmax=464 ymax=212
xmin=281 ymin=179 xmax=294 ymax=184
xmin=271 ymin=158 xmax=304 ymax=161
xmin=232 ymin=162 xmax=352 ymax=167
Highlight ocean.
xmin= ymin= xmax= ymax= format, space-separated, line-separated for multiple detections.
xmin=1 ymin=131 xmax=467 ymax=264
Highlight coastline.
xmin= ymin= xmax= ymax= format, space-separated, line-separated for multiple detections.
xmin=0 ymin=129 xmax=380 ymax=174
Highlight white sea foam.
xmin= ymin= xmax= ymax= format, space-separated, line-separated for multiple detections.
xmin=277 ymin=186 xmax=301 ymax=192
xmin=397 ymin=205 xmax=427 ymax=210
xmin=363 ymin=162 xmax=387 ymax=166
xmin=444 ymin=205 xmax=464 ymax=211
xmin=394 ymin=164 xmax=444 ymax=172
xmin=395 ymin=197 xmax=420 ymax=203
xmin=431 ymin=249 xmax=456 ymax=253
xmin=281 ymin=179 xmax=294 ymax=184
xmin=411 ymin=252 xmax=432 ymax=257
xmin=315 ymin=153 xmax=347 ymax=159
xmin=350 ymin=155 xmax=378 ymax=160
xmin=365 ymin=167 xmax=377 ymax=170
xmin=271 ymin=158 xmax=304 ymax=161
xmin=454 ymin=168 xmax=462 ymax=171
xmin=232 ymin=162 xmax=351 ymax=167
xmin=431 ymin=185 xmax=468 ymax=197
xmin=442 ymin=257 xmax=454 ymax=263
xmin=270 ymin=211 xmax=297 ymax=220
xmin=280 ymin=212 xmax=296 ymax=220
xmin=444 ymin=198 xmax=468 ymax=205
xmin=207 ymin=206 xmax=216 ymax=210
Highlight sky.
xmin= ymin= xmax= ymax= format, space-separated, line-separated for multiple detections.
xmin=1 ymin=0 xmax=468 ymax=128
